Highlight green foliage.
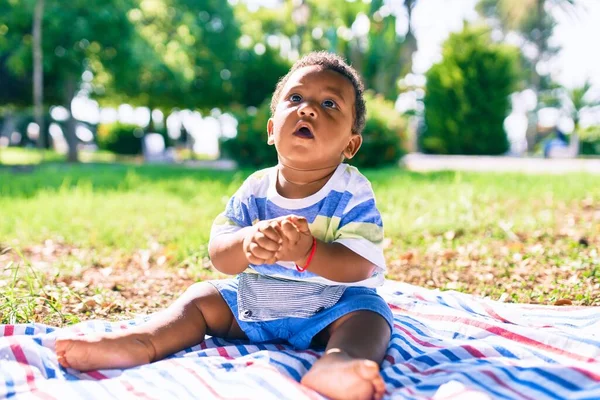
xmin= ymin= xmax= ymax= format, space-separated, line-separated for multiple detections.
xmin=233 ymin=0 xmax=417 ymax=101
xmin=96 ymin=122 xmax=145 ymax=155
xmin=232 ymin=47 xmax=291 ymax=108
xmin=421 ymin=25 xmax=519 ymax=155
xmin=220 ymin=100 xmax=277 ymax=168
xmin=221 ymin=92 xmax=406 ymax=169
xmin=350 ymin=92 xmax=406 ymax=168
xmin=578 ymin=126 xmax=600 ymax=156
xmin=0 ymin=0 xmax=241 ymax=162
xmin=105 ymin=0 xmax=241 ymax=111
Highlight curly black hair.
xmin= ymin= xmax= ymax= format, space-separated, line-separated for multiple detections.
xmin=269 ymin=51 xmax=366 ymax=135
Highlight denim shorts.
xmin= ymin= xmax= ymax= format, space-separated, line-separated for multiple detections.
xmin=210 ymin=277 xmax=394 ymax=350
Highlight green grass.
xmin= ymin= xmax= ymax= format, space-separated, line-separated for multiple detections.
xmin=0 ymin=146 xmax=215 ymax=166
xmin=0 ymin=147 xmax=120 ymax=165
xmin=1 ymin=163 xmax=599 ymax=325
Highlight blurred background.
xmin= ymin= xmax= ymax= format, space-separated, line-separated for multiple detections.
xmin=0 ymin=0 xmax=599 ymax=167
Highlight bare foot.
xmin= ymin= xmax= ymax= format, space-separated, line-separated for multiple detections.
xmin=301 ymin=352 xmax=386 ymax=400
xmin=55 ymin=332 xmax=156 ymax=372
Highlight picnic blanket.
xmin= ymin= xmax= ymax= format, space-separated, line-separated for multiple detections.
xmin=1 ymin=281 xmax=599 ymax=400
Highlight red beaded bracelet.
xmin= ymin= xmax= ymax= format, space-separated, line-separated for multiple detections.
xmin=295 ymin=236 xmax=317 ymax=272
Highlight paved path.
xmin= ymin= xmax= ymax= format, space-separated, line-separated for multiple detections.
xmin=401 ymin=153 xmax=600 ymax=174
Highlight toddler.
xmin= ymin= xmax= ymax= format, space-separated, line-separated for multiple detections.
xmin=56 ymin=51 xmax=393 ymax=400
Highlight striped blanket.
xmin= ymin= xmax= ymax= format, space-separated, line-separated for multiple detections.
xmin=1 ymin=281 xmax=599 ymax=399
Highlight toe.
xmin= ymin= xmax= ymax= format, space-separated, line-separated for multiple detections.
xmin=56 ymin=354 xmax=71 ymax=369
xmin=373 ymin=375 xmax=386 ymax=396
xmin=356 ymin=360 xmax=380 ymax=380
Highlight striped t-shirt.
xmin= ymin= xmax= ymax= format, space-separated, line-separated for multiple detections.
xmin=209 ymin=163 xmax=386 ymax=320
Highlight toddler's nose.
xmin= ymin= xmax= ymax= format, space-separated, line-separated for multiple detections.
xmin=298 ymin=102 xmax=317 ymax=118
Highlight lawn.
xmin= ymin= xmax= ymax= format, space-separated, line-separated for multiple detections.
xmin=1 ymin=162 xmax=599 ymax=326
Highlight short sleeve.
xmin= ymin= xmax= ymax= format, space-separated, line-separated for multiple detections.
xmin=209 ymin=181 xmax=255 ymax=241
xmin=334 ymin=183 xmax=386 ymax=271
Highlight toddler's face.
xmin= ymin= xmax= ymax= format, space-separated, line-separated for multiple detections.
xmin=267 ymin=66 xmax=361 ymax=170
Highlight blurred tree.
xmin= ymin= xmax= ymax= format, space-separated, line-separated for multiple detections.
xmin=363 ymin=0 xmax=418 ymax=100
xmin=1 ymin=0 xmax=241 ymax=160
xmin=1 ymin=0 xmax=139 ymax=162
xmin=350 ymin=91 xmax=407 ymax=167
xmin=234 ymin=0 xmax=419 ymax=101
xmin=100 ymin=0 xmax=241 ymax=127
xmin=0 ymin=0 xmax=64 ymax=148
xmin=476 ymin=0 xmax=579 ymax=150
xmin=544 ymin=80 xmax=600 ymax=154
xmin=221 ymin=92 xmax=407 ymax=168
xmin=421 ymin=25 xmax=519 ymax=155
xmin=32 ymin=0 xmax=44 ymax=148
xmin=560 ymin=81 xmax=600 ymax=131
xmin=231 ymin=47 xmax=291 ymax=107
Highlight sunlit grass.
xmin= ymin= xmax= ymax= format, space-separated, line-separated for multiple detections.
xmin=0 ymin=146 xmax=215 ymax=166
xmin=1 ymin=163 xmax=599 ymax=324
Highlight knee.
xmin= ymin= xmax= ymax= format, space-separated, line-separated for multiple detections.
xmin=182 ymin=281 xmax=217 ymax=298
xmin=177 ymin=281 xmax=219 ymax=312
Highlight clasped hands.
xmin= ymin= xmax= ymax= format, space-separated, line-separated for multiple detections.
xmin=242 ymin=215 xmax=314 ymax=266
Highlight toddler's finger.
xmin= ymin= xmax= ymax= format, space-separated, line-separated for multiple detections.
xmin=264 ymin=256 xmax=277 ymax=264
xmin=281 ymin=219 xmax=300 ymax=242
xmin=248 ymin=242 xmax=276 ymax=260
xmin=261 ymin=223 xmax=283 ymax=243
xmin=256 ymin=233 xmax=281 ymax=252
xmin=246 ymin=252 xmax=265 ymax=265
xmin=289 ymin=216 xmax=310 ymax=233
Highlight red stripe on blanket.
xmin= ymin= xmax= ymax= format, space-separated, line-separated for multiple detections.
xmin=250 ymin=364 xmax=319 ymax=400
xmin=394 ymin=324 xmax=441 ymax=348
xmin=480 ymin=303 xmax=513 ymax=324
xmin=482 ymin=370 xmax=537 ymax=400
xmin=398 ymin=360 xmax=537 ymax=399
xmin=461 ymin=344 xmax=487 ymax=358
xmin=10 ymin=343 xmax=56 ymax=400
xmin=573 ymin=366 xmax=600 ymax=382
xmin=217 ymin=347 xmax=233 ymax=359
xmin=391 ymin=305 xmax=598 ymax=363
xmin=85 ymin=370 xmax=109 ymax=380
xmin=171 ymin=359 xmax=247 ymax=400
xmin=4 ymin=325 xmax=14 ymax=336
xmin=119 ymin=379 xmax=155 ymax=399
xmin=435 ymin=386 xmax=484 ymax=400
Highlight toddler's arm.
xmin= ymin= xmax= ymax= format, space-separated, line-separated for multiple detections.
xmin=209 ymin=219 xmax=283 ymax=275
xmin=279 ymin=216 xmax=375 ymax=283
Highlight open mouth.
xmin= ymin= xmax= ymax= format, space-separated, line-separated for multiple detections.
xmin=293 ymin=126 xmax=314 ymax=139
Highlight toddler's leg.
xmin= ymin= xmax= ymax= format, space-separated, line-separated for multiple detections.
xmin=55 ymin=282 xmax=244 ymax=371
xmin=301 ymin=311 xmax=390 ymax=400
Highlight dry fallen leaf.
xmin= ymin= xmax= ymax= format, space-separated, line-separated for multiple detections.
xmin=554 ymin=299 xmax=573 ymax=306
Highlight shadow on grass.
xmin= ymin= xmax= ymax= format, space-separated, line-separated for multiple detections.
xmin=0 ymin=161 xmax=254 ymax=199
xmin=1 ymin=161 xmax=465 ymax=199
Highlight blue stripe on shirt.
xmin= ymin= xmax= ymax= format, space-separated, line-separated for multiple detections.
xmin=339 ymin=198 xmax=383 ymax=228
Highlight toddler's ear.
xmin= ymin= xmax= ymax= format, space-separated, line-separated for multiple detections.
xmin=342 ymin=134 xmax=362 ymax=159
xmin=267 ymin=119 xmax=275 ymax=145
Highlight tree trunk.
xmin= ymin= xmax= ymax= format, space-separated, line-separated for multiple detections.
xmin=399 ymin=0 xmax=418 ymax=76
xmin=524 ymin=0 xmax=546 ymax=152
xmin=64 ymin=74 xmax=79 ymax=163
xmin=33 ymin=0 xmax=46 ymax=149
xmin=147 ymin=107 xmax=155 ymax=133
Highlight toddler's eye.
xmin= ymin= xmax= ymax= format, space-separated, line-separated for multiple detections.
xmin=290 ymin=94 xmax=302 ymax=102
xmin=322 ymin=99 xmax=336 ymax=108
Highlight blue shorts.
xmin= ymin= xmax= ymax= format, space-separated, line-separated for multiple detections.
xmin=210 ymin=278 xmax=394 ymax=350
